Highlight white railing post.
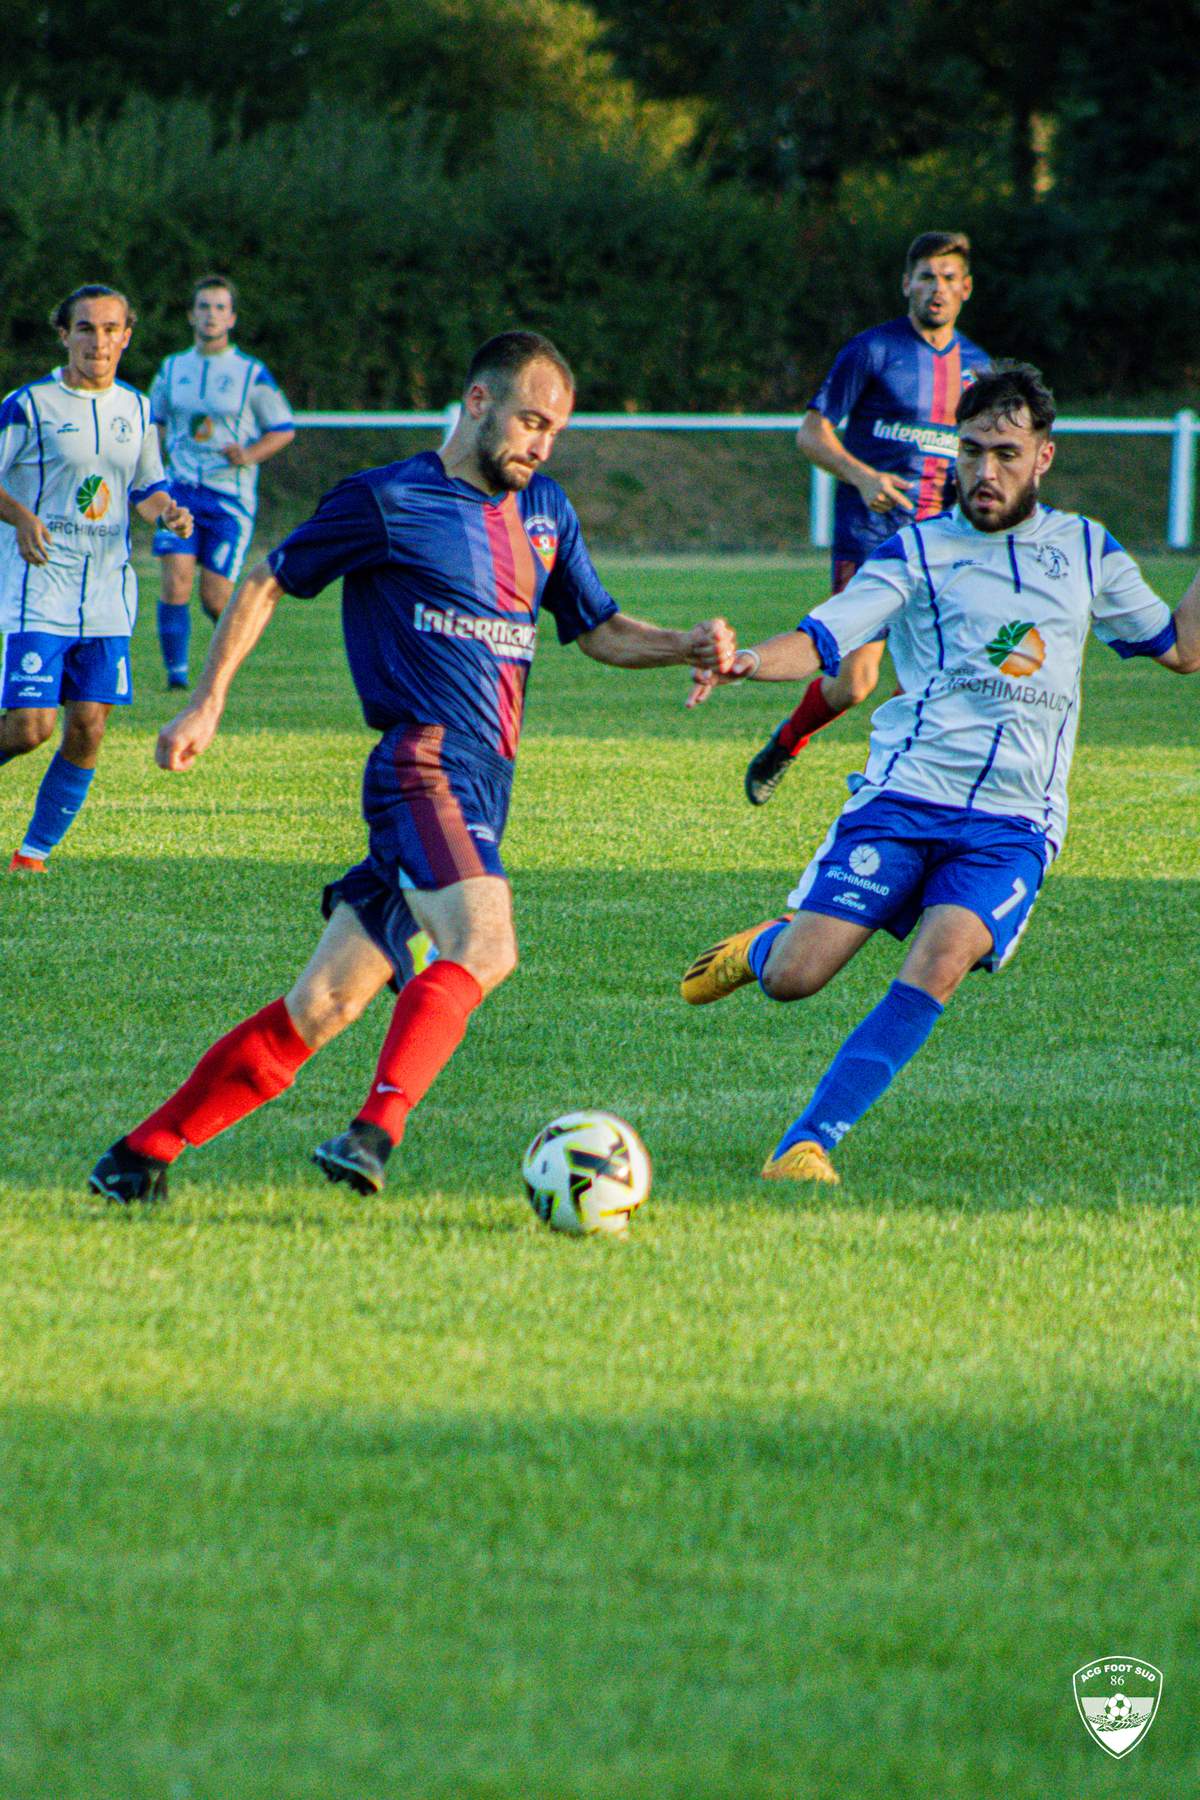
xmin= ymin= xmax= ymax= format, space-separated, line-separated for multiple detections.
xmin=811 ymin=467 xmax=834 ymax=548
xmin=441 ymin=401 xmax=461 ymax=449
xmin=1168 ymin=409 xmax=1196 ymax=550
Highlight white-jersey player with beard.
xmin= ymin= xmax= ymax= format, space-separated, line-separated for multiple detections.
xmin=681 ymin=360 xmax=1200 ymax=1186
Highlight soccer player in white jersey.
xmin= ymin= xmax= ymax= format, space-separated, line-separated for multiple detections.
xmin=151 ymin=275 xmax=295 ymax=687
xmin=0 ymin=285 xmax=193 ymax=871
xmin=681 ymin=362 xmax=1200 ymax=1184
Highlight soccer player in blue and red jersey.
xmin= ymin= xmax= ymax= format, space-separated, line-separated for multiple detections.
xmin=89 ymin=332 xmax=736 ymax=1203
xmin=744 ymin=231 xmax=990 ymax=803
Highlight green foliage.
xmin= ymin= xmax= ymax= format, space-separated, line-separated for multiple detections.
xmin=0 ymin=93 xmax=810 ymax=409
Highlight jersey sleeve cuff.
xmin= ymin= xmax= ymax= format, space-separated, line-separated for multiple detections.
xmin=799 ymin=612 xmax=842 ymax=676
xmin=130 ymin=479 xmax=169 ymax=506
xmin=1108 ymin=618 xmax=1177 ymax=659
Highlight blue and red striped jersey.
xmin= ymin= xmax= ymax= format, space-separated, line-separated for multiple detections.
xmin=809 ymin=317 xmax=990 ymax=563
xmin=268 ymin=451 xmax=618 ymax=756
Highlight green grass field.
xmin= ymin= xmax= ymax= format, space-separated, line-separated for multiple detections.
xmin=1 ymin=553 xmax=1198 ymax=1799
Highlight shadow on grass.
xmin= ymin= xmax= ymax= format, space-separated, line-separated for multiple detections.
xmin=2 ymin=859 xmax=1199 ymax=1214
xmin=0 ymin=1401 xmax=1196 ymax=1800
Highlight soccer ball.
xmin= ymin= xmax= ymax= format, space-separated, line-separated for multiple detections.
xmin=521 ymin=1111 xmax=651 ymax=1236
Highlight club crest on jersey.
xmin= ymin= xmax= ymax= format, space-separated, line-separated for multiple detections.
xmin=524 ymin=513 xmax=558 ymax=571
xmin=111 ymin=415 xmax=132 ymax=443
xmin=962 ymin=368 xmax=979 ymax=388
xmin=1034 ymin=543 xmax=1069 ymax=579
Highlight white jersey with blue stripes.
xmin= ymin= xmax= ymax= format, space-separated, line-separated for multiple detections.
xmin=150 ymin=346 xmax=293 ymax=512
xmin=803 ymin=504 xmax=1176 ymax=854
xmin=0 ymin=369 xmax=166 ymax=638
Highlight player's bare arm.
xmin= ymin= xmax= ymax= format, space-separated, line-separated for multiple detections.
xmin=687 ymin=627 xmax=823 ymax=708
xmin=0 ymin=483 xmax=52 ymax=564
xmin=156 ymin=561 xmax=283 ymax=770
xmin=577 ymin=612 xmax=736 ymax=670
xmin=136 ymin=492 xmax=194 ymax=537
xmin=798 ymin=411 xmax=914 ymax=514
xmin=222 ymin=427 xmax=296 ymax=469
xmin=1157 ymin=563 xmax=1200 ymax=672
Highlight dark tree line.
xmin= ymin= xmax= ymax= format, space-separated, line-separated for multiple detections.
xmin=0 ymin=0 xmax=1196 ymax=403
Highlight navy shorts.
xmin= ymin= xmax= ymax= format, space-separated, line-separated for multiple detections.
xmin=789 ymin=791 xmax=1049 ymax=972
xmin=2 ymin=630 xmax=132 ymax=708
xmin=154 ymin=482 xmax=254 ymax=582
xmin=324 ymin=724 xmax=513 ymax=983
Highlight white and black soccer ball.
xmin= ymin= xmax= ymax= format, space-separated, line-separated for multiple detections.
xmin=522 ymin=1110 xmax=651 ymax=1236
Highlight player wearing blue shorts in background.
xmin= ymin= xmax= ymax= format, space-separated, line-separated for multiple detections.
xmin=684 ymin=362 xmax=1200 ymax=1184
xmin=0 ymin=285 xmax=193 ymax=871
xmin=89 ymin=331 xmax=735 ymax=1203
xmin=745 ymin=230 xmax=990 ymax=803
xmin=151 ymin=274 xmax=294 ymax=688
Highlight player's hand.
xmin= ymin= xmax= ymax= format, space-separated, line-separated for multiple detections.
xmin=221 ymin=444 xmax=252 ymax=467
xmin=156 ymin=700 xmax=221 ymax=772
xmin=684 ymin=617 xmax=737 ymax=673
xmin=159 ymin=500 xmax=194 ymax=539
xmin=16 ymin=511 xmax=52 ymax=566
xmin=858 ymin=469 xmax=915 ymax=514
xmin=686 ymin=649 xmax=760 ymax=709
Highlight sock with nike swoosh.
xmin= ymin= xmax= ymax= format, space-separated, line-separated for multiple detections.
xmin=355 ymin=960 xmax=484 ymax=1145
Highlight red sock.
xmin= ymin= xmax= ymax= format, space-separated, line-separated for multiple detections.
xmin=356 ymin=960 xmax=483 ymax=1144
xmin=776 ymin=676 xmax=845 ymax=755
xmin=126 ymin=997 xmax=313 ymax=1162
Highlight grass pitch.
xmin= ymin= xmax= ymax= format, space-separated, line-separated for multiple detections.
xmin=1 ymin=554 xmax=1198 ymax=1799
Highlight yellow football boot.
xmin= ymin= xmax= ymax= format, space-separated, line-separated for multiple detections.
xmin=761 ymin=1141 xmax=840 ymax=1185
xmin=680 ymin=916 xmax=789 ymax=1005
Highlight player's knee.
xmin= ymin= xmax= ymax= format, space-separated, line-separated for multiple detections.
xmin=62 ymin=716 xmax=106 ymax=761
xmin=4 ymin=712 xmax=55 ymax=753
xmin=469 ymin=938 xmax=517 ymax=996
xmin=840 ymin=664 xmax=881 ymax=707
xmin=759 ymin=952 xmax=824 ymax=1002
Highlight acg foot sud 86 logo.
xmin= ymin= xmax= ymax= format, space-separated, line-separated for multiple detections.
xmin=1073 ymin=1656 xmax=1162 ymax=1758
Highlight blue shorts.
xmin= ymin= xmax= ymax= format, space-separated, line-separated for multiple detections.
xmin=2 ymin=630 xmax=132 ymax=708
xmin=154 ymin=483 xmax=255 ymax=582
xmin=325 ymin=724 xmax=513 ymax=982
xmin=789 ymin=791 xmax=1048 ymax=972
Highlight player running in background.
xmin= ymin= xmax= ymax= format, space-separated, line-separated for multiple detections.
xmin=89 ymin=331 xmax=735 ymax=1203
xmin=685 ymin=362 xmax=1200 ymax=1183
xmin=745 ymin=230 xmax=990 ymax=803
xmin=0 ymin=286 xmax=192 ymax=871
xmin=151 ymin=275 xmax=294 ymax=688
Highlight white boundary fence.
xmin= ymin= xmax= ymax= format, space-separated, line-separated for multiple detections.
xmin=293 ymin=407 xmax=1198 ymax=549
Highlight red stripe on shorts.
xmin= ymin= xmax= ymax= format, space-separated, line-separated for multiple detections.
xmin=392 ymin=725 xmax=489 ymax=888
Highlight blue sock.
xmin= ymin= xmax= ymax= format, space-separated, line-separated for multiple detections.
xmin=747 ymin=918 xmax=790 ymax=995
xmin=775 ymin=980 xmax=944 ymax=1156
xmin=158 ymin=601 xmax=191 ymax=683
xmin=21 ymin=753 xmax=95 ymax=858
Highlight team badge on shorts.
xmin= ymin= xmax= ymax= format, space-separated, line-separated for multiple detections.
xmin=1073 ymin=1656 xmax=1162 ymax=1758
xmin=525 ymin=513 xmax=558 ymax=570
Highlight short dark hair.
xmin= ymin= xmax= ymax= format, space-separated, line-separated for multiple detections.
xmin=190 ymin=273 xmax=239 ymax=310
xmin=957 ymin=360 xmax=1056 ymax=435
xmin=50 ymin=284 xmax=136 ymax=332
xmin=465 ymin=331 xmax=575 ymax=400
xmin=905 ymin=231 xmax=971 ymax=274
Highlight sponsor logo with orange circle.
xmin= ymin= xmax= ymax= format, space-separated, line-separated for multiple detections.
xmin=75 ymin=475 xmax=112 ymax=520
xmin=986 ymin=619 xmax=1045 ymax=676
